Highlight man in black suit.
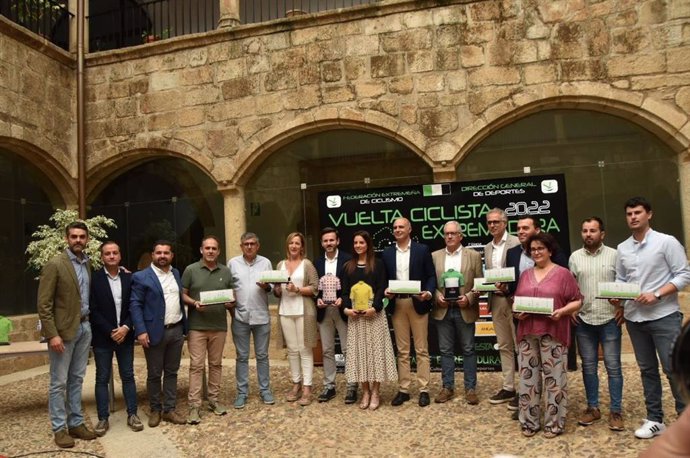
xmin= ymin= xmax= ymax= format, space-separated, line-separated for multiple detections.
xmin=382 ymin=217 xmax=436 ymax=407
xmin=314 ymin=227 xmax=356 ymax=404
xmin=89 ymin=241 xmax=143 ymax=436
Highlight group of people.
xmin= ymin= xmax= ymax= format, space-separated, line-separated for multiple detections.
xmin=36 ymin=195 xmax=689 ymax=449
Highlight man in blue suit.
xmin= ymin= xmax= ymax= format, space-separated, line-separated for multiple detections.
xmin=382 ymin=217 xmax=436 ymax=407
xmin=130 ymin=240 xmax=188 ymax=427
xmin=313 ymin=227 xmax=356 ymax=404
xmin=89 ymin=241 xmax=142 ymax=435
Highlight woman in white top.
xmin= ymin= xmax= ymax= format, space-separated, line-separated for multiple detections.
xmin=274 ymin=232 xmax=319 ymax=406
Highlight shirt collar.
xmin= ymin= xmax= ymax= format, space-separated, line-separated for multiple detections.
xmin=445 ymin=246 xmax=462 ymax=256
xmin=103 ymin=267 xmax=120 ymax=280
xmin=633 ymin=228 xmax=654 ymax=246
xmin=151 ymin=263 xmax=171 ymax=275
xmin=199 ymin=260 xmax=219 ymax=271
xmin=66 ymin=249 xmax=89 ymax=264
xmin=324 ymin=249 xmax=339 ymax=261
xmin=395 ymin=241 xmax=411 ymax=253
xmin=582 ymin=244 xmax=604 ymax=256
xmin=492 ymin=231 xmax=508 ymax=248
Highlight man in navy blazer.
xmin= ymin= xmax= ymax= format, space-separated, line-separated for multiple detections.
xmin=89 ymin=241 xmax=142 ymax=435
xmin=382 ymin=217 xmax=436 ymax=407
xmin=130 ymin=240 xmax=188 ymax=428
xmin=313 ymin=227 xmax=356 ymax=404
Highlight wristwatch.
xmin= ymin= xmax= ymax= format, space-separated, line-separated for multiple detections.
xmin=654 ymin=291 xmax=662 ymax=300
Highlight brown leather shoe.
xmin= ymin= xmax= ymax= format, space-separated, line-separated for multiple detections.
xmin=148 ymin=410 xmax=161 ymax=428
xmin=54 ymin=429 xmax=75 ymax=448
xmin=68 ymin=423 xmax=97 ymax=440
xmin=465 ymin=389 xmax=479 ymax=405
xmin=162 ymin=410 xmax=187 ymax=425
xmin=434 ymin=387 xmax=455 ymax=403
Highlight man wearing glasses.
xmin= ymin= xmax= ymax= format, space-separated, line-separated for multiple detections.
xmin=228 ymin=232 xmax=275 ymax=408
xmin=483 ymin=209 xmax=520 ymax=409
xmin=431 ymin=221 xmax=483 ymax=405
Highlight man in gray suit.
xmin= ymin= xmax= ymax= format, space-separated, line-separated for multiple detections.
xmin=483 ymin=208 xmax=520 ymax=409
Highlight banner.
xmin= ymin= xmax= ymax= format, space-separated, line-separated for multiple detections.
xmin=319 ymin=174 xmax=570 ymax=371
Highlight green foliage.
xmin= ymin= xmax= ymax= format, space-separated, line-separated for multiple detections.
xmin=25 ymin=209 xmax=117 ymax=273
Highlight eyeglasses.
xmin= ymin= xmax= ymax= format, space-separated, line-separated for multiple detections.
xmin=530 ymin=246 xmax=547 ymax=253
xmin=487 ymin=220 xmax=504 ymax=225
xmin=242 ymin=242 xmax=257 ymax=247
xmin=444 ymin=232 xmax=460 ymax=237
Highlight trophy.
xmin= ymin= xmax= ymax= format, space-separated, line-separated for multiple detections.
xmin=441 ymin=269 xmax=464 ymax=302
xmin=318 ymin=273 xmax=341 ymax=305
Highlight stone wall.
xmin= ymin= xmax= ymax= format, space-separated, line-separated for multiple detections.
xmin=83 ymin=0 xmax=690 ymax=192
xmin=0 ymin=16 xmax=76 ymax=197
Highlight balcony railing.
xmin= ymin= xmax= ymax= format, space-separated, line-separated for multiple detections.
xmin=241 ymin=0 xmax=381 ymax=24
xmin=0 ymin=0 xmax=71 ymax=50
xmin=88 ymin=0 xmax=219 ymax=52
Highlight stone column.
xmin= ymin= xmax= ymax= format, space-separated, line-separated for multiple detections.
xmin=220 ymin=184 xmax=246 ymax=260
xmin=432 ymin=164 xmax=457 ymax=183
xmin=218 ymin=0 xmax=240 ymax=28
xmin=680 ymin=149 xmax=690 ymax=257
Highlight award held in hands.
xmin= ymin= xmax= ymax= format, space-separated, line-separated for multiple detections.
xmin=388 ymin=280 xmax=421 ymax=296
xmin=484 ymin=267 xmax=515 ymax=284
xmin=596 ymin=282 xmax=640 ymax=300
xmin=259 ymin=270 xmax=290 ymax=284
xmin=199 ymin=289 xmax=234 ymax=306
xmin=512 ymin=296 xmax=554 ymax=314
xmin=473 ymin=277 xmax=498 ymax=292
xmin=441 ymin=269 xmax=464 ymax=301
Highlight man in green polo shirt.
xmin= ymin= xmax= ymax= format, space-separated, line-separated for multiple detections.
xmin=181 ymin=235 xmax=235 ymax=424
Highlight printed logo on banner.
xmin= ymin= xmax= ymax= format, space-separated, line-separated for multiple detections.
xmin=326 ymin=195 xmax=342 ymax=208
xmin=541 ymin=179 xmax=558 ymax=193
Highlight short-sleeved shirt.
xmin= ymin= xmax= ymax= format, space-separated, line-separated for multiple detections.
xmin=182 ymin=261 xmax=235 ymax=331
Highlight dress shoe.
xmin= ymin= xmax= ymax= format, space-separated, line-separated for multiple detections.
xmin=54 ymin=429 xmax=75 ymax=448
xmin=434 ymin=387 xmax=455 ymax=403
xmin=465 ymin=389 xmax=479 ymax=405
xmin=162 ymin=410 xmax=186 ymax=425
xmin=344 ymin=386 xmax=358 ymax=404
xmin=318 ymin=387 xmax=336 ymax=403
xmin=391 ymin=391 xmax=410 ymax=406
xmin=148 ymin=410 xmax=161 ymax=428
xmin=68 ymin=423 xmax=97 ymax=440
xmin=419 ymin=392 xmax=430 ymax=407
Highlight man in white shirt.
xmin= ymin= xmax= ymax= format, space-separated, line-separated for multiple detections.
xmin=614 ymin=197 xmax=690 ymax=439
xmin=130 ymin=240 xmax=188 ymax=427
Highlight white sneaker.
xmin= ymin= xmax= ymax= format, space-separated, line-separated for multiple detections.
xmin=634 ymin=419 xmax=666 ymax=439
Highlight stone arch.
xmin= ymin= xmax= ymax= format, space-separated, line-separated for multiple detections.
xmin=230 ymin=111 xmax=432 ymax=187
xmin=0 ymin=136 xmax=76 ymax=206
xmin=449 ymin=82 xmax=690 ymax=168
xmin=86 ymin=146 xmax=218 ymax=200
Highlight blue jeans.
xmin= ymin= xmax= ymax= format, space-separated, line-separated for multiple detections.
xmin=232 ymin=319 xmax=271 ymax=396
xmin=93 ymin=344 xmax=137 ymax=420
xmin=434 ymin=306 xmax=476 ymax=390
xmin=626 ymin=311 xmax=685 ymax=422
xmin=48 ymin=321 xmax=92 ymax=432
xmin=575 ymin=318 xmax=623 ymax=412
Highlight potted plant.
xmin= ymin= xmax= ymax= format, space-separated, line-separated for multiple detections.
xmin=25 ymin=208 xmax=117 ymax=275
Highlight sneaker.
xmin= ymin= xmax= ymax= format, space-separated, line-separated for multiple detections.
xmin=208 ymin=401 xmax=228 ymax=416
xmin=54 ymin=429 xmax=75 ymax=448
xmin=318 ymin=387 xmax=336 ymax=403
xmin=94 ymin=419 xmax=109 ymax=437
xmin=507 ymin=395 xmax=519 ymax=411
xmin=578 ymin=406 xmax=602 ymax=426
xmin=634 ymin=419 xmax=666 ymax=439
xmin=344 ymin=387 xmax=357 ymax=404
xmin=465 ymin=389 xmax=479 ymax=405
xmin=489 ymin=389 xmax=516 ymax=404
xmin=148 ymin=410 xmax=161 ymax=428
xmin=234 ymin=395 xmax=247 ymax=409
xmin=127 ymin=414 xmax=144 ymax=432
xmin=609 ymin=412 xmax=624 ymax=431
xmin=434 ymin=387 xmax=455 ymax=403
xmin=68 ymin=423 xmax=97 ymax=440
xmin=261 ymin=391 xmax=275 ymax=405
xmin=187 ymin=407 xmax=201 ymax=425
xmin=162 ymin=410 xmax=186 ymax=425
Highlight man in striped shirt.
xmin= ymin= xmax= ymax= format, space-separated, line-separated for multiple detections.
xmin=569 ymin=217 xmax=624 ymax=432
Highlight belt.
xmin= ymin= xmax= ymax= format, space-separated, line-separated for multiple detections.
xmin=80 ymin=315 xmax=89 ymax=323
xmin=164 ymin=320 xmax=182 ymax=329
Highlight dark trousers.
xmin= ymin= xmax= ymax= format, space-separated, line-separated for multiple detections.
xmin=93 ymin=344 xmax=138 ymax=420
xmin=143 ymin=323 xmax=184 ymax=413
